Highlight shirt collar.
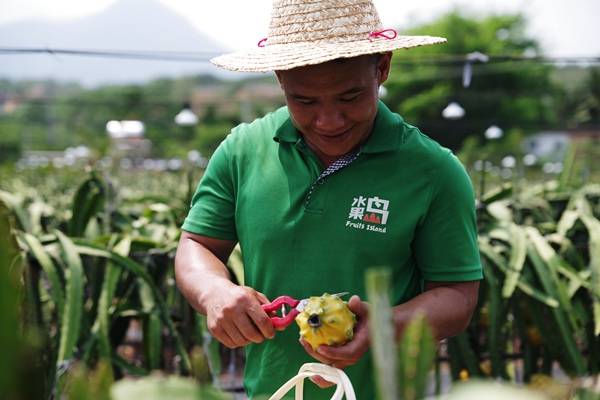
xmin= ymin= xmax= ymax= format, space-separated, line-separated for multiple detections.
xmin=273 ymin=100 xmax=403 ymax=153
xmin=361 ymin=100 xmax=403 ymax=154
xmin=273 ymin=114 xmax=299 ymax=144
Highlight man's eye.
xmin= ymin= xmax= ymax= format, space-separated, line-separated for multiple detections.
xmin=340 ymin=94 xmax=360 ymax=102
xmin=295 ymin=98 xmax=315 ymax=105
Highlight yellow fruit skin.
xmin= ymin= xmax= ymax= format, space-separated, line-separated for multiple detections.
xmin=295 ymin=293 xmax=356 ymax=351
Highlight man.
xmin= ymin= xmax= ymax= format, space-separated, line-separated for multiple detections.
xmin=175 ymin=1 xmax=482 ymax=398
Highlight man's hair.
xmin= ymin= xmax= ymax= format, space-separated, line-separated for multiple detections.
xmin=328 ymin=53 xmax=384 ymax=76
xmin=331 ymin=53 xmax=382 ymax=65
xmin=275 ymin=53 xmax=388 ymax=75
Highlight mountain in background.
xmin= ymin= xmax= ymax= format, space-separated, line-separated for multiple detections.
xmin=0 ymin=0 xmax=239 ymax=86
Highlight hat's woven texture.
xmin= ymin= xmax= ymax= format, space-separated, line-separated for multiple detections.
xmin=211 ymin=0 xmax=446 ymax=72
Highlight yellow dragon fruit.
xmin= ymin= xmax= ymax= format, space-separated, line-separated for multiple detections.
xmin=295 ymin=293 xmax=356 ymax=350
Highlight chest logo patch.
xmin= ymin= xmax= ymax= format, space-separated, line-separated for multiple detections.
xmin=346 ymin=195 xmax=389 ymax=233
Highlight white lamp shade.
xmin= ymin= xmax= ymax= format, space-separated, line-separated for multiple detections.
xmin=484 ymin=125 xmax=503 ymax=140
xmin=175 ymin=108 xmax=199 ymax=126
xmin=442 ymin=102 xmax=465 ymax=120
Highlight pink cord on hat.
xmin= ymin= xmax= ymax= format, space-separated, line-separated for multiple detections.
xmin=369 ymin=29 xmax=397 ymax=41
xmin=257 ymin=38 xmax=268 ymax=47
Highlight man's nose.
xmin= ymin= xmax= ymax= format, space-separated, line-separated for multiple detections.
xmin=314 ymin=105 xmax=345 ymax=133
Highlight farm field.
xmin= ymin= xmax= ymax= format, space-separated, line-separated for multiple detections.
xmin=1 ymin=163 xmax=599 ymax=399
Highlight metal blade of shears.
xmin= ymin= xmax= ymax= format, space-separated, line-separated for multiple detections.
xmin=332 ymin=292 xmax=349 ymax=298
xmin=295 ymin=292 xmax=350 ymax=312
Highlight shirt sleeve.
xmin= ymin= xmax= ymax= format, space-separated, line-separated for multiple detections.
xmin=413 ymin=151 xmax=482 ymax=282
xmin=181 ymin=138 xmax=238 ymax=241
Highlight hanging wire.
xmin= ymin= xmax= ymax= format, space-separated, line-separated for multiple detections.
xmin=1 ymin=46 xmax=599 ymax=65
xmin=387 ymin=61 xmax=558 ymax=85
xmin=0 ymin=47 xmax=222 ymax=62
xmin=392 ymin=54 xmax=600 ymax=66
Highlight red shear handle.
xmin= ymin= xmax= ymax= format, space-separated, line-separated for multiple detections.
xmin=262 ymin=296 xmax=301 ymax=329
xmin=269 ymin=309 xmax=301 ymax=329
xmin=262 ymin=296 xmax=299 ymax=313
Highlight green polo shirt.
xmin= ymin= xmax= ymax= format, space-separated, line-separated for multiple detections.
xmin=182 ymin=101 xmax=482 ymax=399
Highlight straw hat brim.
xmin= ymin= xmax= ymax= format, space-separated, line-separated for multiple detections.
xmin=210 ymin=35 xmax=446 ymax=72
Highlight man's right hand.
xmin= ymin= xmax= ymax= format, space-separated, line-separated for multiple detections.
xmin=204 ymin=281 xmax=276 ymax=348
xmin=175 ymin=232 xmax=276 ymax=348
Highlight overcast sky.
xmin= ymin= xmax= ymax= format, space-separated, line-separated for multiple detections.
xmin=1 ymin=0 xmax=599 ymax=57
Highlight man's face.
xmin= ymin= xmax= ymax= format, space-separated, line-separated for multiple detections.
xmin=275 ymin=53 xmax=392 ymax=165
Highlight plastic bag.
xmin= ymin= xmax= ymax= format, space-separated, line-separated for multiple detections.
xmin=268 ymin=363 xmax=356 ymax=400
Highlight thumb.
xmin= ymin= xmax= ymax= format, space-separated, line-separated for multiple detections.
xmin=348 ymin=295 xmax=368 ymax=318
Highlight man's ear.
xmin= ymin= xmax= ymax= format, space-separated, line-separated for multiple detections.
xmin=376 ymin=52 xmax=393 ymax=85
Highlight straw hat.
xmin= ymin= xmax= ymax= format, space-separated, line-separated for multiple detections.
xmin=210 ymin=0 xmax=446 ymax=72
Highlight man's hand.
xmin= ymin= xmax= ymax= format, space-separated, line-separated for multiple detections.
xmin=205 ymin=282 xmax=275 ymax=348
xmin=299 ymin=295 xmax=369 ymax=388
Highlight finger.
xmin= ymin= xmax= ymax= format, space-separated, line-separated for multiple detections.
xmin=316 ymin=343 xmax=356 ymax=361
xmin=207 ymin=319 xmax=236 ymax=349
xmin=348 ymin=295 xmax=368 ymax=318
xmin=237 ymin=314 xmax=267 ymax=344
xmin=310 ymin=375 xmax=335 ymax=388
xmin=329 ymin=361 xmax=353 ymax=369
xmin=316 ymin=331 xmax=365 ymax=360
xmin=213 ymin=328 xmax=236 ymax=349
xmin=299 ymin=338 xmax=334 ymax=365
xmin=248 ymin=303 xmax=276 ymax=338
xmin=222 ymin=322 xmax=250 ymax=348
xmin=317 ymin=317 xmax=370 ymax=361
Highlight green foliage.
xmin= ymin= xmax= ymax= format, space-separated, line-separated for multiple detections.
xmin=190 ymin=122 xmax=236 ymax=157
xmin=64 ymin=361 xmax=113 ymax=400
xmin=365 ymin=181 xmax=600 ymax=399
xmin=397 ymin=314 xmax=436 ymax=400
xmin=110 ymin=375 xmax=232 ymax=400
xmin=446 ymin=380 xmax=548 ymax=400
xmin=63 ymin=359 xmax=233 ymax=400
xmin=474 ymin=182 xmax=600 ymax=380
xmin=1 ymin=74 xmax=281 ymax=159
xmin=458 ymin=128 xmax=526 ymax=167
xmin=68 ymin=173 xmax=106 ymax=236
xmin=2 ymin=11 xmax=595 ymax=161
xmin=386 ymin=11 xmax=558 ymax=150
xmin=365 ymin=268 xmax=440 ymax=400
xmin=0 ymin=201 xmax=23 ymax=397
xmin=3 ymin=163 xmax=600 ymax=398
xmin=0 ymin=199 xmax=46 ymax=400
xmin=365 ymin=269 xmax=399 ymax=400
xmin=55 ymin=230 xmax=85 ymax=377
xmin=554 ymin=67 xmax=600 ymax=128
xmin=0 ymin=169 xmax=229 ymax=399
xmin=0 ymin=121 xmax=22 ymax=164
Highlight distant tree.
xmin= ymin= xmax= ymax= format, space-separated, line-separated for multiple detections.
xmin=0 ymin=121 xmax=22 ymax=164
xmin=386 ymin=11 xmax=558 ymax=150
xmin=202 ymin=104 xmax=219 ymax=125
xmin=0 ymin=74 xmax=283 ymax=158
xmin=191 ymin=122 xmax=236 ymax=156
xmin=556 ymin=67 xmax=600 ymax=128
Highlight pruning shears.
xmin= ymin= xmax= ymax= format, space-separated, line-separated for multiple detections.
xmin=262 ymin=292 xmax=349 ymax=329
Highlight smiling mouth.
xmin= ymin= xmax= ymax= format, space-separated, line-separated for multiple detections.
xmin=319 ymin=128 xmax=352 ymax=139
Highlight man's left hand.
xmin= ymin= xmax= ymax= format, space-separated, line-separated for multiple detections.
xmin=299 ymin=295 xmax=369 ymax=388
